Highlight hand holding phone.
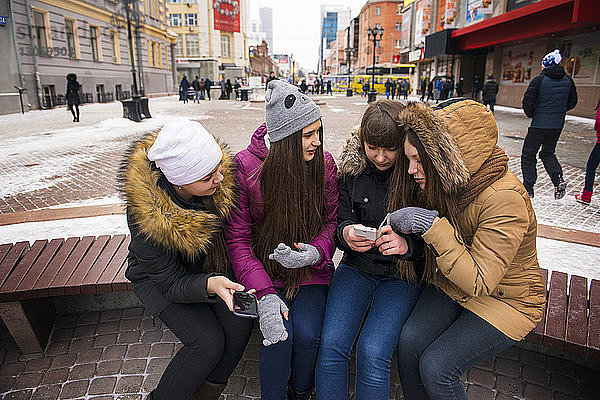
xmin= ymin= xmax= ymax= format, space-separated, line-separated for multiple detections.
xmin=354 ymin=225 xmax=377 ymax=241
xmin=343 ymin=224 xmax=375 ymax=252
xmin=233 ymin=291 xmax=259 ymax=319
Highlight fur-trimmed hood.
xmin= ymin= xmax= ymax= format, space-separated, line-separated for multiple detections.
xmin=119 ymin=131 xmax=236 ymax=259
xmin=397 ymin=99 xmax=498 ymax=193
xmin=338 ymin=126 xmax=366 ymax=177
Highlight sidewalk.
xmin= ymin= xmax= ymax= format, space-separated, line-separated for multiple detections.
xmin=1 ymin=95 xmax=599 ymax=399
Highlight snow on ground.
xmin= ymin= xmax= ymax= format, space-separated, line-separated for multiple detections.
xmin=493 ymin=105 xmax=595 ymax=125
xmin=537 ymin=237 xmax=600 ymax=281
xmin=48 ymin=196 xmax=123 ymax=209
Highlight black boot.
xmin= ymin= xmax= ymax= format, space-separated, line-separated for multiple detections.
xmin=553 ymin=175 xmax=566 ymax=200
xmin=524 ymin=183 xmax=534 ymax=199
xmin=287 ymin=384 xmax=314 ymax=400
xmin=189 ymin=380 xmax=227 ymax=400
xmin=146 ymin=389 xmax=155 ymax=399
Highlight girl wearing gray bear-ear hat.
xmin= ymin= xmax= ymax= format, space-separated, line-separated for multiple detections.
xmin=226 ymin=79 xmax=339 ymax=399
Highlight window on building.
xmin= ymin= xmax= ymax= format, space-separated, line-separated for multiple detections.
xmin=375 ymin=6 xmax=381 ymax=16
xmin=185 ymin=13 xmax=197 ymax=26
xmin=90 ymin=25 xmax=100 ymax=62
xmin=221 ymin=34 xmax=231 ymax=58
xmin=151 ymin=41 xmax=157 ymax=66
xmin=170 ymin=14 xmax=182 ymax=26
xmin=395 ymin=39 xmax=401 ymax=49
xmin=65 ymin=19 xmax=77 ymax=59
xmin=375 ymin=56 xmax=379 ymax=63
xmin=175 ymin=35 xmax=183 ymax=57
xmin=183 ymin=0 xmax=197 ymax=3
xmin=396 ymin=22 xmax=401 ymax=31
xmin=186 ymin=34 xmax=199 ymax=56
xmin=110 ymin=32 xmax=119 ymax=63
xmin=168 ymin=0 xmax=181 ymax=3
xmin=375 ymin=23 xmax=381 ymax=29
xmin=33 ymin=10 xmax=49 ymax=51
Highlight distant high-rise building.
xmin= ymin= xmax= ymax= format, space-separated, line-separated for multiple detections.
xmin=319 ymin=5 xmax=351 ymax=73
xmin=259 ymin=7 xmax=273 ymax=51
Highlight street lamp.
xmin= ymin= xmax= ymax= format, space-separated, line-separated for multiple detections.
xmin=367 ymin=26 xmax=384 ymax=103
xmin=344 ymin=47 xmax=354 ymax=97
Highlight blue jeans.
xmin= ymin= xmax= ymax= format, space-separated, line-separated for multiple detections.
xmin=316 ymin=264 xmax=422 ymax=400
xmin=259 ymin=284 xmax=328 ymax=400
xmin=398 ymin=285 xmax=516 ymax=400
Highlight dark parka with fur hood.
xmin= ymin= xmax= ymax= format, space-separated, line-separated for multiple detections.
xmin=120 ymin=132 xmax=236 ymax=316
xmin=337 ymin=129 xmax=423 ymax=278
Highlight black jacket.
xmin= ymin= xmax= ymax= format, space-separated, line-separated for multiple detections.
xmin=120 ymin=132 xmax=236 ymax=316
xmin=66 ymin=80 xmax=81 ymax=105
xmin=336 ymin=131 xmax=423 ymax=278
xmin=522 ymin=65 xmax=577 ymax=129
xmin=482 ymin=78 xmax=499 ymax=102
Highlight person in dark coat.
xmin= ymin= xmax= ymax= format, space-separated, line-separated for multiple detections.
xmin=219 ymin=78 xmax=226 ymax=100
xmin=427 ymin=79 xmax=434 ymax=101
xmin=225 ymin=79 xmax=233 ymax=99
xmin=191 ymin=76 xmax=201 ymax=103
xmin=233 ymin=78 xmax=241 ymax=100
xmin=403 ymin=79 xmax=410 ymax=99
xmin=120 ymin=118 xmax=254 ymax=400
xmin=391 ymin=80 xmax=397 ymax=100
xmin=199 ymin=79 xmax=206 ymax=100
xmin=65 ymin=73 xmax=81 ymax=122
xmin=420 ymin=78 xmax=427 ymax=101
xmin=521 ymin=49 xmax=578 ymax=199
xmin=482 ymin=74 xmax=499 ymax=112
xmin=471 ymin=74 xmax=480 ymax=100
xmin=385 ymin=79 xmax=392 ymax=99
xmin=266 ymin=71 xmax=277 ymax=90
xmin=326 ymin=79 xmax=333 ymax=95
xmin=179 ymin=75 xmax=190 ymax=103
xmin=456 ymin=77 xmax=464 ymax=97
xmin=300 ymin=79 xmax=308 ymax=94
xmin=205 ymin=77 xmax=213 ymax=100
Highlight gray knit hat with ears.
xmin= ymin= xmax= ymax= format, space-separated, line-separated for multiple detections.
xmin=265 ymin=80 xmax=322 ymax=142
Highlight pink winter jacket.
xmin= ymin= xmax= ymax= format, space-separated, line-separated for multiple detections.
xmin=225 ymin=123 xmax=339 ymax=299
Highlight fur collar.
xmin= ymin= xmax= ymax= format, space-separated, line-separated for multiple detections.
xmin=338 ymin=126 xmax=366 ymax=177
xmin=119 ymin=131 xmax=236 ymax=259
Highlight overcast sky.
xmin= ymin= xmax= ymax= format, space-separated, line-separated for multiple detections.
xmin=249 ymin=0 xmax=368 ymax=72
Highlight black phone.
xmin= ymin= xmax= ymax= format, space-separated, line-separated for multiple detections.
xmin=232 ymin=291 xmax=259 ymax=319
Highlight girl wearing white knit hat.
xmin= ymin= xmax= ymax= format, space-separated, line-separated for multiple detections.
xmin=120 ymin=118 xmax=254 ymax=400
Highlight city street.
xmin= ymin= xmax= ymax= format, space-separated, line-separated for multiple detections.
xmin=0 ymin=94 xmax=599 ymax=400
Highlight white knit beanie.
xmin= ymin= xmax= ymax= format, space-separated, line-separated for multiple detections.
xmin=148 ymin=118 xmax=222 ymax=186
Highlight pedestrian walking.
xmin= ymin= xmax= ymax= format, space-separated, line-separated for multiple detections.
xmin=456 ymin=77 xmax=464 ymax=97
xmin=316 ymin=100 xmax=422 ymax=400
xmin=225 ymin=80 xmax=338 ymax=400
xmin=205 ymin=77 xmax=212 ymax=100
xmin=225 ymin=79 xmax=233 ymax=99
xmin=391 ymin=80 xmax=397 ymax=100
xmin=482 ymin=74 xmax=499 ymax=112
xmin=385 ymin=79 xmax=392 ymax=99
xmin=266 ymin=71 xmax=277 ymax=90
xmin=179 ymin=75 xmax=190 ymax=103
xmin=392 ymin=99 xmax=545 ymax=400
xmin=426 ymin=79 xmax=434 ymax=101
xmin=575 ymin=98 xmax=600 ymax=205
xmin=300 ymin=79 xmax=308 ymax=94
xmin=326 ymin=79 xmax=333 ymax=95
xmin=219 ymin=78 xmax=226 ymax=100
xmin=120 ymin=118 xmax=254 ymax=400
xmin=199 ymin=79 xmax=206 ymax=100
xmin=471 ymin=74 xmax=480 ymax=100
xmin=191 ymin=76 xmax=201 ymax=103
xmin=420 ymin=78 xmax=427 ymax=101
xmin=65 ymin=73 xmax=81 ymax=122
xmin=233 ymin=78 xmax=242 ymax=100
xmin=521 ymin=49 xmax=578 ymax=199
xmin=447 ymin=77 xmax=455 ymax=98
xmin=362 ymin=81 xmax=369 ymax=97
xmin=403 ymin=79 xmax=410 ymax=100
xmin=435 ymin=78 xmax=443 ymax=103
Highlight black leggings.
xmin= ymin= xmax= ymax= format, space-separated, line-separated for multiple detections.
xmin=154 ymin=301 xmax=254 ymax=400
xmin=68 ymin=103 xmax=79 ymax=120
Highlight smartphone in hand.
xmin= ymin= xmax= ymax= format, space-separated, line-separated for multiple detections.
xmin=354 ymin=225 xmax=377 ymax=241
xmin=233 ymin=291 xmax=259 ymax=319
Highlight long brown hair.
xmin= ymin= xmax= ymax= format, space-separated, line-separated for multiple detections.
xmin=359 ymin=100 xmax=405 ymax=149
xmin=253 ymin=124 xmax=327 ymax=299
xmin=388 ymin=129 xmax=462 ymax=283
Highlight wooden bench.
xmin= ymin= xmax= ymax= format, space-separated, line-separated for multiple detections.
xmin=0 ymin=235 xmax=131 ymax=354
xmin=524 ymin=268 xmax=600 ymax=361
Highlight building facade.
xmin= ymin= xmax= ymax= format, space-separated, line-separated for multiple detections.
xmin=167 ymin=0 xmax=249 ymax=83
xmin=8 ymin=0 xmax=176 ymax=113
xmin=319 ymin=4 xmax=351 ymax=74
xmin=0 ymin=0 xmax=24 ymax=114
xmin=249 ymin=40 xmax=278 ymax=81
xmin=259 ymin=6 xmax=272 ymax=51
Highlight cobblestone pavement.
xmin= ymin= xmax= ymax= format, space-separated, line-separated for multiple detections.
xmin=1 ymin=306 xmax=599 ymax=400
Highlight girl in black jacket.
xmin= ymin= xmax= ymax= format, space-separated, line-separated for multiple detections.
xmin=120 ymin=118 xmax=253 ymax=400
xmin=65 ymin=73 xmax=80 ymax=122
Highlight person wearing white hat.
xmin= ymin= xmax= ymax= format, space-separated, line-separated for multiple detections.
xmin=120 ymin=118 xmax=254 ymax=400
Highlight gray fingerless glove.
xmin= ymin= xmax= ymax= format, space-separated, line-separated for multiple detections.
xmin=390 ymin=207 xmax=439 ymax=235
xmin=268 ymin=243 xmax=321 ymax=269
xmin=257 ymin=294 xmax=289 ymax=346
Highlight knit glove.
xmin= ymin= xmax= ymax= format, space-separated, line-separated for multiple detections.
xmin=390 ymin=207 xmax=439 ymax=235
xmin=257 ymin=294 xmax=289 ymax=346
xmin=268 ymin=243 xmax=321 ymax=269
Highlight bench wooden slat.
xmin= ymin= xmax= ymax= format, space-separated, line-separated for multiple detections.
xmin=0 ymin=243 xmax=13 ymax=265
xmin=543 ymin=270 xmax=568 ymax=350
xmin=111 ymin=259 xmax=129 ymax=292
xmin=564 ymin=275 xmax=588 ymax=357
xmin=588 ymin=279 xmax=600 ymax=360
xmin=47 ymin=236 xmax=95 ymax=296
xmin=0 ymin=242 xmax=31 ymax=289
xmin=63 ymin=235 xmax=110 ymax=295
xmin=80 ymin=235 xmax=125 ymax=294
xmin=525 ymin=268 xmax=548 ymax=344
xmin=14 ymin=238 xmax=64 ymax=297
xmin=31 ymin=237 xmax=78 ymax=298
xmin=97 ymin=236 xmax=130 ymax=293
xmin=0 ymin=240 xmax=47 ymax=296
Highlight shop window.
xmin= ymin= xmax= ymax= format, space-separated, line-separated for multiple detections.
xmin=42 ymin=85 xmax=55 ymax=108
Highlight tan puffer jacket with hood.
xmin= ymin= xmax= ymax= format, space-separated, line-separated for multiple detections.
xmin=398 ymin=99 xmax=546 ymax=341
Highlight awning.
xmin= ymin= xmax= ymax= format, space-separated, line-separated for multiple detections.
xmin=450 ymin=0 xmax=600 ymax=51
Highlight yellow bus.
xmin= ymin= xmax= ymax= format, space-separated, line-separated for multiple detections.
xmin=349 ymin=64 xmax=416 ymax=94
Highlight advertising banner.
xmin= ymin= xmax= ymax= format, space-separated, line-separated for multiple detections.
xmin=413 ymin=0 xmax=431 ymax=48
xmin=437 ymin=0 xmax=446 ymax=32
xmin=437 ymin=0 xmax=457 ymax=31
xmin=563 ymin=39 xmax=600 ymax=86
xmin=213 ymin=0 xmax=240 ymax=33
xmin=403 ymin=0 xmax=417 ymax=7
xmin=501 ymin=44 xmax=534 ymax=85
xmin=400 ymin=7 xmax=412 ymax=51
xmin=466 ymin=0 xmax=484 ymax=25
xmin=482 ymin=0 xmax=494 ymax=14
